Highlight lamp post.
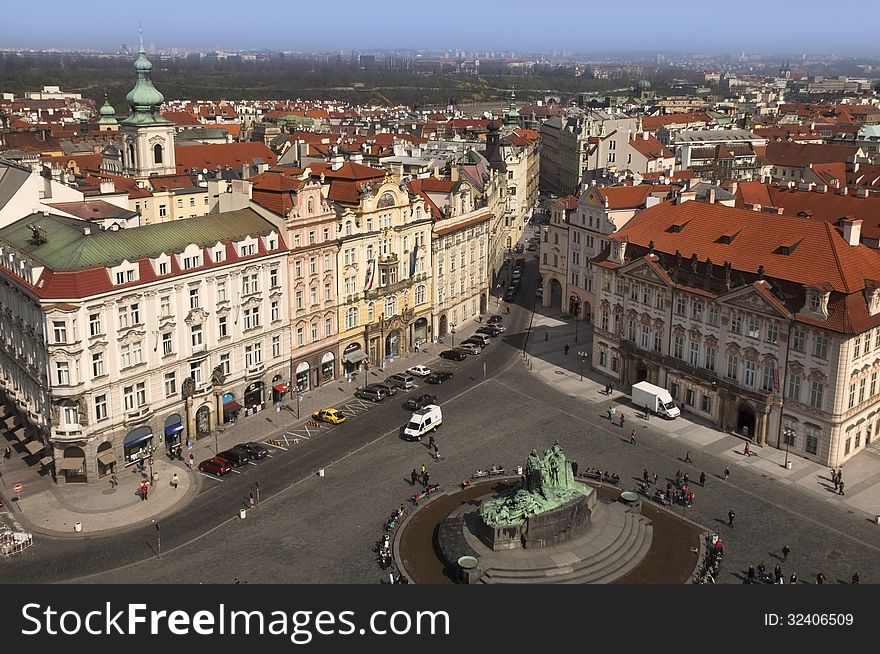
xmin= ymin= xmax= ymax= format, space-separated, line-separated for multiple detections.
xmin=574 ymin=303 xmax=581 ymax=343
xmin=451 ymin=323 xmax=456 ymax=348
xmin=782 ymin=426 xmax=795 ymax=469
xmin=578 ymin=351 xmax=588 ymax=381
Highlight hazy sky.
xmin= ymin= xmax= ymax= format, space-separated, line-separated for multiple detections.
xmin=1 ymin=0 xmax=877 ymax=56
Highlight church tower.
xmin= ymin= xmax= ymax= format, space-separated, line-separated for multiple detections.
xmin=119 ymin=31 xmax=176 ymax=178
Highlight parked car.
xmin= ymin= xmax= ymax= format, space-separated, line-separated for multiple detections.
xmin=504 ymin=288 xmax=517 ymax=301
xmin=237 ymin=442 xmax=269 ymax=460
xmin=407 ymin=365 xmax=432 ymax=377
xmin=355 ymin=386 xmax=386 ymax=402
xmin=457 ymin=343 xmax=482 ymax=355
xmin=403 ymin=405 xmax=443 ymax=441
xmin=312 ymin=408 xmax=347 ymax=424
xmin=465 ymin=333 xmax=491 ymax=347
xmin=425 ymin=370 xmax=454 ymax=384
xmin=512 ymin=269 xmax=522 ymax=279
xmin=487 ymin=314 xmax=503 ymax=325
xmin=404 ymin=393 xmax=437 ymax=411
xmin=217 ymin=447 xmax=251 ymax=467
xmin=477 ymin=325 xmax=504 ymax=337
xmin=440 ymin=349 xmax=467 ymax=361
xmin=198 ymin=456 xmax=233 ymax=476
xmin=386 ymin=373 xmax=416 ymax=390
xmin=368 ymin=382 xmax=398 ymax=396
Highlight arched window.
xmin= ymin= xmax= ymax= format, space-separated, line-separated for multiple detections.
xmin=345 ymin=307 xmax=359 ymax=329
xmin=415 ymin=285 xmax=426 ymax=305
xmin=153 ymin=144 xmax=163 ymax=164
xmin=368 ymin=302 xmax=375 ymax=323
xmin=385 ymin=296 xmax=396 ymax=317
xmin=127 ymin=143 xmax=135 ymax=168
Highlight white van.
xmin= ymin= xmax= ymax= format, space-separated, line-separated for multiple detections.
xmin=403 ymin=405 xmax=443 ymax=441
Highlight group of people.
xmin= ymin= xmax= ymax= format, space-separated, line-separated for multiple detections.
xmin=581 ymin=467 xmax=620 ymax=485
xmin=410 ymin=464 xmax=430 ymax=488
xmin=831 ymin=468 xmax=845 ymax=495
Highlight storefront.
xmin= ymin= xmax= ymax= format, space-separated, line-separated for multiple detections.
xmin=295 ymin=362 xmax=310 ymax=393
xmin=342 ymin=342 xmax=368 ymax=373
xmin=414 ymin=318 xmax=428 ymax=347
xmin=123 ymin=426 xmax=153 ymax=465
xmin=96 ymin=442 xmax=116 ymax=478
xmin=164 ymin=413 xmax=184 ymax=457
xmin=244 ymin=381 xmax=265 ymax=409
xmin=321 ymin=351 xmax=335 ymax=383
xmin=59 ymin=446 xmax=86 ymax=483
xmin=222 ymin=392 xmax=241 ymax=424
xmin=272 ymin=375 xmax=289 ymax=403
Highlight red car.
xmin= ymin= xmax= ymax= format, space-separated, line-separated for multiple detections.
xmin=198 ymin=456 xmax=233 ymax=477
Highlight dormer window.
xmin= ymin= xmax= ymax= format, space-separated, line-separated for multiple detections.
xmin=183 ymin=255 xmax=201 ymax=270
xmin=213 ymin=247 xmax=225 ymax=263
xmin=240 ymin=243 xmax=256 ymax=257
xmin=809 ymin=295 xmax=821 ymax=311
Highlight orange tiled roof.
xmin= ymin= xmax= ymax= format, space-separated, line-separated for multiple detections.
xmin=173 ymin=142 xmax=276 ymax=173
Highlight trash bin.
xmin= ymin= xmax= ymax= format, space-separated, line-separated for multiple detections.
xmin=74 ymin=522 xmax=82 ymax=532
xmin=239 ymin=509 xmax=247 ymax=520
xmin=516 ymin=465 xmax=523 ymax=475
xmin=317 ymin=468 xmax=325 ymax=477
xmin=785 ymin=461 xmax=792 ymax=470
xmin=152 ymin=472 xmax=159 ymax=481
xmin=875 ymin=515 xmax=880 ymax=525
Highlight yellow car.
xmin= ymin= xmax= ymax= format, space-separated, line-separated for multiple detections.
xmin=312 ymin=408 xmax=346 ymax=424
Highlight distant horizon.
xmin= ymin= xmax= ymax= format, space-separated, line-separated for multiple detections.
xmin=1 ymin=0 xmax=878 ymax=58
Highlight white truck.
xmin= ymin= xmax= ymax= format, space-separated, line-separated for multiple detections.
xmin=403 ymin=405 xmax=443 ymax=441
xmin=631 ymin=381 xmax=680 ymax=419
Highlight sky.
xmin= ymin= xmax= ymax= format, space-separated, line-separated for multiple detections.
xmin=1 ymin=0 xmax=878 ymax=56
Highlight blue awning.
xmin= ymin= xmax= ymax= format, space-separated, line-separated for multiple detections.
xmin=164 ymin=423 xmax=184 ymax=436
xmin=124 ymin=434 xmax=152 ymax=448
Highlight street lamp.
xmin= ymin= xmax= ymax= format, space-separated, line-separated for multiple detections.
xmin=578 ymin=351 xmax=588 ymax=381
xmin=782 ymin=427 xmax=795 ymax=469
xmin=574 ymin=303 xmax=581 ymax=343
xmin=451 ymin=323 xmax=456 ymax=348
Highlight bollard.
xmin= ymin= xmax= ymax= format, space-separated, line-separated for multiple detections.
xmin=516 ymin=465 xmax=523 ymax=475
xmin=74 ymin=522 xmax=82 ymax=533
xmin=239 ymin=508 xmax=247 ymax=520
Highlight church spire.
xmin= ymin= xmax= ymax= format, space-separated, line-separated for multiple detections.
xmin=120 ymin=29 xmax=170 ymax=126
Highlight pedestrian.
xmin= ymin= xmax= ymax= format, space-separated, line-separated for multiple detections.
xmin=775 ymin=564 xmax=782 ymax=582
xmin=423 ymin=471 xmax=430 ymax=487
xmin=506 ymin=306 xmax=510 ymax=314
xmin=564 ymin=344 xmax=570 ymax=356
xmin=699 ymin=472 xmax=706 ymax=487
xmin=724 ymin=466 xmax=730 ymax=481
xmin=420 ymin=463 xmax=426 ymax=476
xmin=643 ymin=469 xmax=649 ymax=484
xmin=630 ymin=430 xmax=636 ymax=445
xmin=110 ymin=472 xmax=118 ymax=488
xmin=675 ymin=470 xmax=682 ymax=484
xmin=852 ymin=572 xmax=860 ymax=584
xmin=140 ymin=480 xmax=149 ymax=501
xmin=727 ymin=510 xmax=735 ymax=528
xmin=685 ymin=450 xmax=692 ymax=463
xmin=607 ymin=406 xmax=614 ymax=420
xmin=790 ymin=572 xmax=798 ymax=585
xmin=411 ymin=468 xmax=418 ymax=486
xmin=816 ymin=572 xmax=826 ymax=585
xmin=571 ymin=460 xmax=579 ymax=477
xmin=171 ymin=472 xmax=179 ymax=490
xmin=838 ymin=469 xmax=843 ymax=485
xmin=3 ymin=446 xmax=10 ymax=459
xmin=644 ymin=405 xmax=650 ymax=421
xmin=188 ymin=453 xmax=194 ymax=469
xmin=432 ymin=443 xmax=439 ymax=459
xmin=652 ymin=472 xmax=658 ymax=485
xmin=838 ymin=480 xmax=845 ymax=496
xmin=744 ymin=442 xmax=751 ymax=457
xmin=619 ymin=413 xmax=625 ymax=428
xmin=609 ymin=381 xmax=614 ymax=394
xmin=782 ymin=544 xmax=790 ymax=561
xmin=545 ymin=332 xmax=549 ymax=342
xmin=833 ymin=473 xmax=839 ymax=491
xmin=747 ymin=565 xmax=755 ymax=582
xmin=428 ymin=434 xmax=436 ymax=450
xmin=604 ymin=383 xmax=610 ymax=395
xmin=683 ymin=472 xmax=689 ymax=486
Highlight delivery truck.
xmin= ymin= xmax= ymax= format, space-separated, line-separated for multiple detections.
xmin=631 ymin=381 xmax=680 ymax=419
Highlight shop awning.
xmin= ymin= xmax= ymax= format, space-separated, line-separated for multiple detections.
xmin=24 ymin=440 xmax=44 ymax=455
xmin=343 ymin=350 xmax=368 ymax=365
xmin=39 ymin=455 xmax=54 ymax=467
xmin=223 ymin=401 xmax=243 ymax=412
xmin=58 ymin=456 xmax=85 ymax=471
xmin=164 ymin=423 xmax=184 ymax=436
xmin=273 ymin=382 xmax=290 ymax=393
xmin=97 ymin=450 xmax=116 ymax=466
xmin=14 ymin=430 xmax=28 ymax=442
xmin=3 ymin=415 xmax=17 ymax=428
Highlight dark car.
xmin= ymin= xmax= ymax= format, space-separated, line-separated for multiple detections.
xmin=355 ymin=386 xmax=386 ymax=402
xmin=404 ymin=393 xmax=437 ymax=410
xmin=237 ymin=442 xmax=269 ymax=460
xmin=487 ymin=314 xmax=503 ymax=325
xmin=198 ymin=456 xmax=233 ymax=477
xmin=439 ymin=349 xmax=467 ymax=361
xmin=217 ymin=447 xmax=250 ymax=467
xmin=477 ymin=325 xmax=504 ymax=337
xmin=504 ymin=287 xmax=517 ymax=301
xmin=425 ymin=371 xmax=454 ymax=384
xmin=368 ymin=382 xmax=398 ymax=396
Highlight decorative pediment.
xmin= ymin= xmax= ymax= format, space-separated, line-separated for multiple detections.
xmin=743 ymin=347 xmax=760 ymax=361
xmin=242 ymin=296 xmax=261 ymax=309
xmin=621 ymin=259 xmax=671 ymax=287
xmin=719 ymin=284 xmax=789 ymax=318
xmin=726 ymin=342 xmax=741 ymax=355
xmin=652 ymin=318 xmax=665 ymax=330
xmin=808 ymin=368 xmax=828 ymax=382
xmin=117 ymin=328 xmax=146 ymax=345
xmin=788 ymin=360 xmax=804 ymax=375
xmin=185 ymin=308 xmax=208 ymax=325
xmin=216 ymin=306 xmax=231 ymax=317
xmin=269 ymin=289 xmax=283 ymax=301
xmin=640 ymin=313 xmax=653 ymax=326
xmin=688 ymin=327 xmax=702 ymax=340
xmin=626 ymin=309 xmax=639 ymax=320
xmin=672 ymin=324 xmax=686 ymax=336
xmin=704 ymin=334 xmax=719 ymax=346
xmin=613 ymin=303 xmax=623 ymax=315
xmin=88 ymin=340 xmax=108 ymax=351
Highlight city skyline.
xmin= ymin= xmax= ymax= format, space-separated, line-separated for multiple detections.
xmin=1 ymin=0 xmax=878 ymax=57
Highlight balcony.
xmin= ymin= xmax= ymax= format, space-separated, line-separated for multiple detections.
xmin=51 ymin=427 xmax=85 ymax=443
xmin=126 ymin=406 xmax=154 ymax=424
xmin=51 ymin=383 xmax=85 ymax=399
xmin=379 ymin=253 xmax=399 ymax=264
xmin=246 ymin=364 xmax=265 ymax=379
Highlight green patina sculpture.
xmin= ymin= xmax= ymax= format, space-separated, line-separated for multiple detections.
xmin=481 ymin=442 xmax=592 ymax=526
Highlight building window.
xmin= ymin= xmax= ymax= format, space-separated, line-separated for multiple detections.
xmin=191 ymin=324 xmax=203 ymax=348
xmin=159 ymin=204 xmax=167 ymax=218
xmin=653 ymin=330 xmax=662 ymax=352
xmin=311 ymin=323 xmax=318 ymax=342
xmin=91 ymin=352 xmax=104 ymax=378
xmin=705 ymin=346 xmax=717 ymax=372
xmin=685 ymin=388 xmax=695 ymax=406
xmin=53 ymin=321 xmax=67 ymax=343
xmin=656 ymin=293 xmax=665 ymax=310
xmin=859 ymin=377 xmax=866 ymax=404
xmin=761 ymin=364 xmax=774 ymax=392
xmin=295 ymin=291 xmax=303 ymax=310
xmin=689 ymin=341 xmax=700 ymax=367
xmin=220 ymin=353 xmax=230 ymax=377
xmin=310 ymin=287 xmax=318 ymax=306
xmin=325 ymin=318 xmax=332 ymax=336
xmin=747 ymin=318 xmax=760 ymax=339
xmin=744 ymin=360 xmax=756 ymax=387
xmin=792 ymin=328 xmax=805 ymax=352
xmin=809 ymin=381 xmax=825 ymax=410
xmin=853 ymin=336 xmax=861 ymax=360
xmin=675 ymin=296 xmax=686 ymax=316
xmin=730 ymin=314 xmax=742 ymax=334
xmin=272 ymin=335 xmax=281 ymax=358
xmin=872 ymin=372 xmax=878 ymax=397
xmin=787 ymin=374 xmax=801 ymax=401
xmin=189 ymin=288 xmax=200 ymax=310
xmin=190 ymin=361 xmax=202 ymax=385
xmin=692 ymin=302 xmax=703 ymax=321
xmin=164 ymin=372 xmax=177 ymax=398
xmin=271 ymin=301 xmax=280 ymax=322
xmin=94 ymin=394 xmax=108 ymax=422
xmin=218 ymin=316 xmax=228 ymax=339
xmin=849 ymin=383 xmax=856 ymax=409
xmin=89 ymin=313 xmax=102 ymax=337
xmin=601 ymin=311 xmax=609 ymax=331
xmin=766 ymin=324 xmax=778 ymax=344
xmin=673 ymin=335 xmax=684 ymax=359
xmin=216 ymin=282 xmax=227 ymax=303
xmin=162 ymin=332 xmax=173 ymax=355
xmin=415 ymin=285 xmax=426 ymax=305
xmin=707 ymin=305 xmax=719 ymax=326
xmin=805 ymin=433 xmax=819 ymax=455
xmin=55 ymin=361 xmax=70 ymax=385
xmin=242 ymin=273 xmax=259 ymax=296
xmin=700 ymin=394 xmax=712 ymax=413
xmin=345 ymin=307 xmax=359 ymax=329
xmin=726 ymin=354 xmax=738 ymax=380
xmin=153 ymin=143 xmax=163 ymax=164
xmin=244 ymin=307 xmax=261 ymax=330
xmin=814 ymin=334 xmax=828 ymax=359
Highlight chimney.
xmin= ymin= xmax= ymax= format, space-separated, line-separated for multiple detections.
xmin=642 ymin=131 xmax=650 ymax=140
xmin=99 ymin=180 xmax=116 ymax=194
xmin=708 ymin=188 xmax=716 ymax=204
xmin=856 ymin=188 xmax=869 ymax=198
xmin=677 ymin=191 xmax=697 ymax=205
xmin=815 ymin=183 xmax=827 ymax=193
xmin=842 ymin=218 xmax=862 ymax=246
xmin=82 ymin=226 xmax=91 ymax=236
xmin=840 ymin=186 xmax=849 ymax=196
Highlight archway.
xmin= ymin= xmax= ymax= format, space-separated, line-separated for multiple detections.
xmin=244 ymin=382 xmax=265 ymax=409
xmin=582 ymin=300 xmax=592 ymax=322
xmin=636 ymin=366 xmax=648 ymax=383
xmin=736 ymin=403 xmax=756 ymax=440
xmin=164 ymin=413 xmax=184 ymax=457
xmin=60 ymin=446 xmax=86 ymax=483
xmin=549 ymin=278 xmax=563 ymax=310
xmin=386 ymin=329 xmax=401 ymax=358
xmin=124 ymin=426 xmax=153 ymax=465
xmin=196 ymin=405 xmax=212 ymax=438
xmin=439 ymin=314 xmax=448 ymax=338
xmin=479 ymin=294 xmax=487 ymax=316
xmin=321 ymin=351 xmax=336 ymax=383
xmin=295 ymin=362 xmax=310 ymax=393
xmin=96 ymin=441 xmax=116 ymax=478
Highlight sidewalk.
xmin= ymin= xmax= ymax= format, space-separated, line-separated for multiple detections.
xmin=0 ymin=337 xmax=471 ymax=538
xmin=524 ymin=306 xmax=880 ymax=521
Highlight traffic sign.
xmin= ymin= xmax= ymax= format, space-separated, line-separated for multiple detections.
xmin=12 ymin=483 xmax=22 ymax=493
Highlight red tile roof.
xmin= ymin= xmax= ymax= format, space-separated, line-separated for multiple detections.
xmin=762 ymin=141 xmax=861 ymax=168
xmin=174 ymin=142 xmax=276 ymax=173
xmin=161 ymin=111 xmax=202 ymax=126
xmin=628 ymin=134 xmax=674 ymax=159
xmin=640 ymin=112 xmax=710 ymax=131
xmin=597 ymin=184 xmax=675 ymax=209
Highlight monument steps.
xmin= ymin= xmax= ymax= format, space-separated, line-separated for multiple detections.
xmin=479 ymin=510 xmax=653 ymax=584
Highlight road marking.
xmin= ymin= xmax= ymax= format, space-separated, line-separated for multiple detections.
xmin=263 ymin=442 xmax=287 ymax=451
xmin=198 ymin=473 xmax=224 ymax=482
xmin=247 ymin=461 xmax=258 ymax=466
xmin=229 ymin=469 xmax=243 ymax=474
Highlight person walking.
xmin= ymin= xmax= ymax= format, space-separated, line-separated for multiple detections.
xmin=564 ymin=344 xmax=570 ymax=356
xmin=652 ymin=472 xmax=658 ymax=485
xmin=744 ymin=442 xmax=751 ymax=457
xmin=428 ymin=434 xmax=436 ymax=450
xmin=630 ymin=430 xmax=636 ymax=445
xmin=782 ymin=544 xmax=790 ymax=561
xmin=3 ymin=446 xmax=10 ymax=459
xmin=609 ymin=381 xmax=614 ymax=394
xmin=432 ymin=442 xmax=440 ymax=460
xmin=411 ymin=468 xmax=418 ymax=486
xmin=699 ymin=471 xmax=706 ymax=487
xmin=727 ymin=510 xmax=735 ymax=528
xmin=838 ymin=480 xmax=845 ymax=496
xmin=545 ymin=332 xmax=549 ymax=342
xmin=423 ymin=471 xmax=430 ymax=487
xmin=505 ymin=306 xmax=510 ymax=315
xmin=419 ymin=463 xmax=427 ymax=477
xmin=619 ymin=413 xmax=625 ymax=428
xmin=833 ymin=472 xmax=839 ymax=491
xmin=852 ymin=572 xmax=860 ymax=584
xmin=816 ymin=572 xmax=826 ymax=584
xmin=140 ymin=480 xmax=149 ymax=501
xmin=724 ymin=466 xmax=730 ymax=481
xmin=188 ymin=453 xmax=194 ymax=469
xmin=790 ymin=572 xmax=798 ymax=585
xmin=571 ymin=460 xmax=579 ymax=477
xmin=109 ymin=472 xmax=118 ymax=489
xmin=685 ymin=450 xmax=693 ymax=463
xmin=643 ymin=469 xmax=650 ymax=484
xmin=171 ymin=472 xmax=179 ymax=490
xmin=644 ymin=405 xmax=650 ymax=421
xmin=774 ymin=564 xmax=783 ymax=583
